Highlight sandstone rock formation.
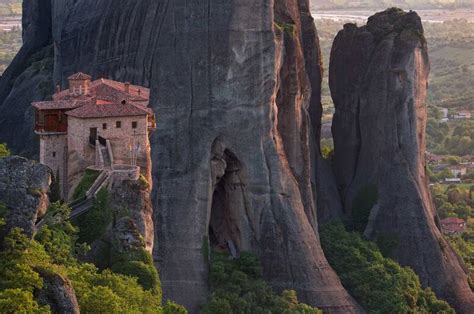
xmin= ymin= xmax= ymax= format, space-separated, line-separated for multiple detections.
xmin=0 ymin=1 xmax=53 ymax=157
xmin=330 ymin=8 xmax=474 ymax=312
xmin=0 ymin=156 xmax=51 ymax=242
xmin=0 ymin=1 xmax=362 ymax=312
xmin=109 ymin=179 xmax=154 ymax=253
xmin=84 ymin=178 xmax=154 ymax=268
xmin=35 ymin=267 xmax=80 ymax=314
xmin=150 ymin=1 xmax=361 ymax=311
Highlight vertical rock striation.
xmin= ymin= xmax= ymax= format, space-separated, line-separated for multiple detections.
xmin=0 ymin=1 xmax=361 ymax=312
xmin=0 ymin=156 xmax=51 ymax=242
xmin=151 ymin=1 xmax=360 ymax=312
xmin=330 ymin=8 xmax=474 ymax=312
xmin=0 ymin=0 xmax=53 ymax=157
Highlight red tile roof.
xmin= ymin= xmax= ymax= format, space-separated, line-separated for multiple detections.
xmin=441 ymin=217 xmax=466 ymax=234
xmin=53 ymin=78 xmax=150 ymax=102
xmin=32 ymin=99 xmax=92 ymax=110
xmin=66 ymin=101 xmax=149 ymax=119
xmin=100 ymin=79 xmax=150 ymax=100
xmin=441 ymin=217 xmax=465 ymax=224
xmin=34 ymin=73 xmax=154 ymax=119
xmin=68 ymin=72 xmax=92 ymax=80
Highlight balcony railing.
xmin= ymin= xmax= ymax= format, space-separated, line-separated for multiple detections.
xmin=35 ymin=122 xmax=67 ymax=134
xmin=90 ymin=136 xmax=107 ymax=147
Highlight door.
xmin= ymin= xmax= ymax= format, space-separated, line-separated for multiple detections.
xmin=45 ymin=114 xmax=58 ymax=132
xmin=89 ymin=127 xmax=98 ymax=145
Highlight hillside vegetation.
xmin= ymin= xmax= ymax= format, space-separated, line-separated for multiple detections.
xmin=0 ymin=202 xmax=185 ymax=313
xmin=316 ymin=18 xmax=473 ymax=152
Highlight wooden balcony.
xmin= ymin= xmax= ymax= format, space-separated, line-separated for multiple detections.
xmin=35 ymin=122 xmax=68 ymax=134
xmin=35 ymin=109 xmax=68 ymax=135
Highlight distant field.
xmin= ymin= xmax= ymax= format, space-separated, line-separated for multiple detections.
xmin=314 ymin=12 xmax=474 ymax=112
xmin=313 ymin=9 xmax=474 ymax=22
xmin=0 ymin=2 xmax=20 ymax=16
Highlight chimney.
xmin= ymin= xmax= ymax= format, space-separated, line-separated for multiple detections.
xmin=56 ymin=85 xmax=61 ymax=93
xmin=124 ymin=82 xmax=130 ymax=93
xmin=67 ymin=72 xmax=92 ymax=96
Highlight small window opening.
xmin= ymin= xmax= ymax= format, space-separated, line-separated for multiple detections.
xmin=52 ymin=152 xmax=56 ymax=158
xmin=103 ymin=123 xmax=107 ymax=130
xmin=132 ymin=121 xmax=138 ymax=129
xmin=116 ymin=121 xmax=122 ymax=128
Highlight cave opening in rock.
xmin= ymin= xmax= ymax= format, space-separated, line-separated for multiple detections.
xmin=208 ymin=150 xmax=244 ymax=258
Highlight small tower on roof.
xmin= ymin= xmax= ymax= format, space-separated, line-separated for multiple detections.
xmin=68 ymin=72 xmax=92 ymax=96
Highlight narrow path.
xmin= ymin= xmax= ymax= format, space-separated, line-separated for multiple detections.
xmin=35 ymin=171 xmax=110 ymax=229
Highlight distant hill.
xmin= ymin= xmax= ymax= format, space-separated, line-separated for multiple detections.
xmin=311 ymin=0 xmax=474 ymax=10
xmin=0 ymin=0 xmax=20 ymax=16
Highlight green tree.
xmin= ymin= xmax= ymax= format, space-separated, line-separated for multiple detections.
xmin=203 ymin=252 xmax=321 ymax=313
xmin=80 ymin=286 xmax=125 ymax=314
xmin=320 ymin=223 xmax=454 ymax=313
xmin=447 ymin=188 xmax=462 ymax=204
xmin=0 ymin=289 xmax=50 ymax=313
xmin=0 ymin=143 xmax=9 ymax=158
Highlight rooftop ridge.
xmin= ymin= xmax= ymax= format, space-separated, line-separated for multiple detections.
xmin=67 ymin=72 xmax=92 ymax=80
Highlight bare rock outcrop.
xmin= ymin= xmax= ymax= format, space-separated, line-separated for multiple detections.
xmin=108 ymin=179 xmax=154 ymax=253
xmin=35 ymin=267 xmax=80 ymax=314
xmin=330 ymin=8 xmax=474 ymax=312
xmin=84 ymin=178 xmax=154 ymax=268
xmin=0 ymin=156 xmax=51 ymax=241
xmin=151 ymin=1 xmax=360 ymax=312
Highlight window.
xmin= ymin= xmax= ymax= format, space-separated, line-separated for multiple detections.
xmin=116 ymin=121 xmax=122 ymax=128
xmin=103 ymin=123 xmax=107 ymax=130
xmin=132 ymin=121 xmax=138 ymax=129
xmin=52 ymin=152 xmax=56 ymax=158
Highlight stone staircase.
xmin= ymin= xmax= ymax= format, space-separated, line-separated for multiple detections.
xmin=35 ymin=170 xmax=111 ymax=230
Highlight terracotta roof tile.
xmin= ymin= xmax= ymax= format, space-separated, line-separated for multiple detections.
xmin=100 ymin=79 xmax=150 ymax=99
xmin=32 ymin=99 xmax=92 ymax=110
xmin=52 ymin=78 xmax=150 ymax=102
xmin=441 ymin=217 xmax=465 ymax=224
xmin=67 ymin=72 xmax=92 ymax=80
xmin=66 ymin=102 xmax=149 ymax=119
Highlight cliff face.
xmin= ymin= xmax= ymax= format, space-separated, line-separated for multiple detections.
xmin=0 ymin=0 xmax=53 ymax=157
xmin=83 ymin=178 xmax=154 ymax=269
xmin=150 ymin=0 xmax=359 ymax=311
xmin=0 ymin=156 xmax=80 ymax=313
xmin=330 ymin=9 xmax=474 ymax=312
xmin=0 ymin=156 xmax=51 ymax=241
xmin=0 ymin=1 xmax=361 ymax=312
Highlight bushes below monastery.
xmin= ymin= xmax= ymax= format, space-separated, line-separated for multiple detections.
xmin=74 ymin=188 xmax=112 ymax=244
xmin=320 ymin=223 xmax=454 ymax=313
xmin=111 ymin=260 xmax=159 ymax=292
xmin=0 ymin=201 xmax=184 ymax=313
xmin=72 ymin=169 xmax=101 ymax=200
xmin=203 ymin=251 xmax=321 ymax=314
